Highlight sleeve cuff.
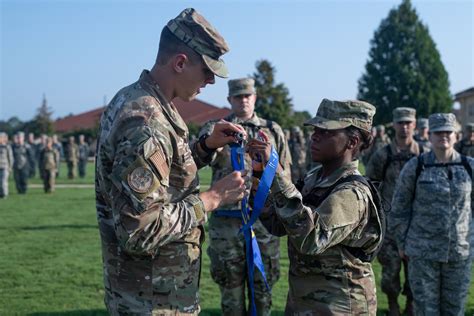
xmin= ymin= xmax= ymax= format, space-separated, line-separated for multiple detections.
xmin=186 ymin=194 xmax=208 ymax=227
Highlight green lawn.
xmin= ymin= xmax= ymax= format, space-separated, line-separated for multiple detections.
xmin=0 ymin=166 xmax=473 ymax=315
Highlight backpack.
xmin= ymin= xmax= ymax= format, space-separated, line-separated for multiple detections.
xmin=412 ymin=154 xmax=472 ymax=201
xmin=381 ymin=142 xmax=424 ymax=180
xmin=299 ymin=174 xmax=386 ymax=262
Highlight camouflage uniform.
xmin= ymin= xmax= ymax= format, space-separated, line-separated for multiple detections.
xmin=361 ymin=125 xmax=391 ymax=166
xmin=414 ymin=118 xmax=431 ymax=150
xmin=52 ymin=137 xmax=64 ymax=177
xmin=288 ymin=126 xmax=307 ymax=183
xmin=12 ymin=139 xmax=31 ymax=194
xmin=27 ymin=137 xmax=37 ymax=178
xmin=260 ymin=99 xmax=383 ymax=315
xmin=390 ymin=113 xmax=473 ymax=316
xmin=200 ymin=92 xmax=291 ymax=316
xmin=95 ymin=8 xmax=230 ymax=315
xmin=78 ymin=141 xmax=89 ymax=178
xmin=454 ymin=123 xmax=474 ymax=157
xmin=39 ymin=146 xmax=59 ymax=193
xmin=0 ymin=133 xmax=14 ymax=198
xmin=66 ymin=140 xmax=78 ymax=179
xmin=365 ymin=108 xmax=426 ymax=311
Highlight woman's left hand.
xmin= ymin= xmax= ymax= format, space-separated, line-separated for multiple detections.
xmin=246 ymin=133 xmax=271 ymax=164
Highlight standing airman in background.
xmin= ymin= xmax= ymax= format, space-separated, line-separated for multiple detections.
xmin=366 ymin=107 xmax=428 ymax=316
xmin=39 ymin=137 xmax=59 ymax=193
xmin=12 ymin=132 xmax=31 ymax=194
xmin=27 ymin=132 xmax=37 ymax=178
xmin=65 ymin=136 xmax=78 ymax=179
xmin=391 ymin=113 xmax=473 ymax=316
xmin=199 ymin=78 xmax=291 ymax=316
xmin=288 ymin=126 xmax=307 ymax=183
xmin=454 ymin=122 xmax=474 ymax=157
xmin=414 ymin=118 xmax=431 ymax=150
xmin=77 ymin=134 xmax=89 ymax=178
xmin=52 ymin=134 xmax=64 ymax=177
xmin=361 ymin=124 xmax=391 ymax=166
xmin=0 ymin=132 xmax=14 ymax=198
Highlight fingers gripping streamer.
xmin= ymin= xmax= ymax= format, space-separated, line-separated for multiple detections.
xmin=230 ymin=141 xmax=279 ymax=316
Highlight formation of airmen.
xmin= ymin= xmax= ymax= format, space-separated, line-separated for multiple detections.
xmin=0 ymin=133 xmax=89 ymax=196
xmin=94 ymin=7 xmax=472 ymax=316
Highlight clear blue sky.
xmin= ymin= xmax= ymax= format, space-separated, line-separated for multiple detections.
xmin=1 ymin=0 xmax=473 ymax=121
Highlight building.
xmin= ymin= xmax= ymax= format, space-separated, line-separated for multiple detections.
xmin=54 ymin=98 xmax=231 ymax=134
xmin=454 ymin=87 xmax=474 ymax=131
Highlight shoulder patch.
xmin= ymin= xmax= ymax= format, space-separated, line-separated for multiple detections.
xmin=128 ymin=167 xmax=154 ymax=193
xmin=148 ymin=147 xmax=169 ymax=181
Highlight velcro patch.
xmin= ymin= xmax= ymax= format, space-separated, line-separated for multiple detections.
xmin=148 ymin=148 xmax=169 ymax=181
xmin=128 ymin=167 xmax=154 ymax=193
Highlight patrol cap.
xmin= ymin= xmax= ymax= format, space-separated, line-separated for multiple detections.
xmin=465 ymin=122 xmax=474 ymax=132
xmin=393 ymin=107 xmax=416 ymax=123
xmin=228 ymin=78 xmax=256 ymax=97
xmin=167 ymin=8 xmax=230 ymax=78
xmin=304 ymin=99 xmax=375 ymax=132
xmin=428 ymin=113 xmax=458 ymax=133
xmin=375 ymin=125 xmax=385 ymax=132
xmin=291 ymin=126 xmax=301 ymax=133
xmin=417 ymin=118 xmax=429 ymax=129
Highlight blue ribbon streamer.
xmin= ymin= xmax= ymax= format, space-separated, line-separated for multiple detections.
xmin=230 ymin=143 xmax=279 ymax=316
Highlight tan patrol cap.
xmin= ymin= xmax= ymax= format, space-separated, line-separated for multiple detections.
xmin=417 ymin=118 xmax=429 ymax=129
xmin=393 ymin=107 xmax=416 ymax=123
xmin=167 ymin=8 xmax=230 ymax=78
xmin=304 ymin=99 xmax=375 ymax=132
xmin=228 ymin=78 xmax=256 ymax=97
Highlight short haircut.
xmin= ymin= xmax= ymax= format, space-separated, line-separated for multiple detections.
xmin=156 ymin=26 xmax=201 ymax=65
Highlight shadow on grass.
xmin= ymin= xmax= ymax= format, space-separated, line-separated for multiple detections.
xmin=0 ymin=224 xmax=98 ymax=231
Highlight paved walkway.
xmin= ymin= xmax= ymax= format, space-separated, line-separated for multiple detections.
xmin=29 ymin=184 xmax=94 ymax=189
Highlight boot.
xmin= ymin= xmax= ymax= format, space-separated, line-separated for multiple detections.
xmin=387 ymin=296 xmax=400 ymax=316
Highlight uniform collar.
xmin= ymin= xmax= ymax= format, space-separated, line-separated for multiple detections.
xmin=390 ymin=138 xmax=420 ymax=154
xmin=313 ymin=160 xmax=360 ymax=188
xmin=138 ymin=70 xmax=187 ymax=136
xmin=226 ymin=113 xmax=263 ymax=127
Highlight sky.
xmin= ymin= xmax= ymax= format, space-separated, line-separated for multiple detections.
xmin=1 ymin=0 xmax=473 ymax=121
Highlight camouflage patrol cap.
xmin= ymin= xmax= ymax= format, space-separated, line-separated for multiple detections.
xmin=228 ymin=78 xmax=256 ymax=96
xmin=375 ymin=125 xmax=385 ymax=132
xmin=417 ymin=118 xmax=429 ymax=129
xmin=167 ymin=8 xmax=230 ymax=78
xmin=465 ymin=122 xmax=474 ymax=132
xmin=304 ymin=99 xmax=375 ymax=132
xmin=393 ymin=107 xmax=416 ymax=122
xmin=429 ymin=113 xmax=458 ymax=132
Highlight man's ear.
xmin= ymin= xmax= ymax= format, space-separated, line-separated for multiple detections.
xmin=173 ymin=54 xmax=188 ymax=74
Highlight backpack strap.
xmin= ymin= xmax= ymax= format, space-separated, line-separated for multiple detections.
xmin=381 ymin=144 xmax=392 ymax=180
xmin=303 ymin=174 xmax=385 ymax=262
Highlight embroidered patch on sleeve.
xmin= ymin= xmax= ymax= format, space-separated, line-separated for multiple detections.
xmin=148 ymin=147 xmax=169 ymax=180
xmin=128 ymin=167 xmax=154 ymax=193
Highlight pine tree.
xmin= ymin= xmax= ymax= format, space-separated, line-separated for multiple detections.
xmin=31 ymin=94 xmax=54 ymax=135
xmin=252 ymin=60 xmax=296 ymax=128
xmin=358 ymin=0 xmax=451 ymax=124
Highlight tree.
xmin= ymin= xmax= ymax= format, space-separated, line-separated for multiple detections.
xmin=357 ymin=0 xmax=452 ymax=124
xmin=30 ymin=94 xmax=55 ymax=135
xmin=252 ymin=60 xmax=297 ymax=129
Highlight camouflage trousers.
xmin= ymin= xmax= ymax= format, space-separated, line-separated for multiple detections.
xmin=207 ymin=213 xmax=280 ymax=316
xmin=78 ymin=159 xmax=87 ymax=178
xmin=67 ymin=161 xmax=77 ymax=179
xmin=42 ymin=169 xmax=56 ymax=193
xmin=377 ymin=236 xmax=412 ymax=299
xmin=0 ymin=168 xmax=9 ymax=197
xmin=408 ymin=258 xmax=472 ymax=316
xmin=13 ymin=167 xmax=29 ymax=194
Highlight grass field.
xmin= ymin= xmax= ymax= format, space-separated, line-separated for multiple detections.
xmin=0 ymin=163 xmax=473 ymax=315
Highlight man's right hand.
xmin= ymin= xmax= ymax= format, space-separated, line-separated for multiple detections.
xmin=199 ymin=171 xmax=249 ymax=212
